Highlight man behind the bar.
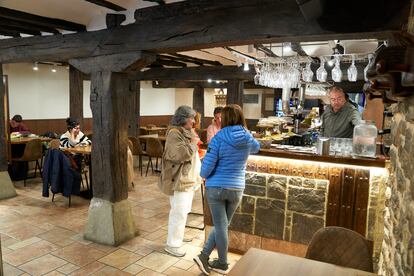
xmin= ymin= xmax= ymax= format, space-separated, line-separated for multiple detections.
xmin=321 ymin=86 xmax=361 ymax=138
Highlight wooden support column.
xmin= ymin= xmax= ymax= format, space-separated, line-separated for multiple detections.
xmin=192 ymin=85 xmax=204 ymax=126
xmin=226 ymin=79 xmax=244 ymax=107
xmin=69 ymin=51 xmax=155 ymax=246
xmin=128 ymin=80 xmax=140 ymax=137
xmin=0 ymin=63 xmax=17 ymax=199
xmin=69 ymin=65 xmax=84 ymax=125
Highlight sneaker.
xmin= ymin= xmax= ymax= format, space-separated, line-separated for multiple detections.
xmin=183 ymin=237 xmax=193 ymax=242
xmin=164 ymin=246 xmax=186 ymax=257
xmin=193 ymin=253 xmax=211 ymax=275
xmin=209 ymin=259 xmax=229 ymax=274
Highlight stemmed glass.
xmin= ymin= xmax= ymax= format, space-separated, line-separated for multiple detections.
xmin=347 ymin=55 xmax=357 ymax=82
xmin=302 ymin=62 xmax=314 ymax=82
xmin=364 ymin=54 xmax=373 ymax=82
xmin=316 ymin=57 xmax=327 ymax=82
xmin=332 ymin=56 xmax=342 ymax=83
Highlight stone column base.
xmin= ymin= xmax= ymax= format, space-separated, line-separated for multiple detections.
xmin=84 ymin=198 xmax=138 ymax=246
xmin=0 ymin=171 xmax=17 ymax=199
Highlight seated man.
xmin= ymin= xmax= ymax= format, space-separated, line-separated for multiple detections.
xmin=10 ymin=114 xmax=30 ymax=134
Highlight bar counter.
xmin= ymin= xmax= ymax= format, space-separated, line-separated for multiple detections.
xmin=203 ymin=147 xmax=389 ymax=261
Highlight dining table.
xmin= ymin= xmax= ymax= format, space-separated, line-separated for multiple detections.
xmin=10 ymin=136 xmax=52 ymax=144
xmin=228 ymin=248 xmax=376 ymax=276
xmin=140 ymin=126 xmax=167 ymax=135
xmin=138 ymin=134 xmax=167 ymax=142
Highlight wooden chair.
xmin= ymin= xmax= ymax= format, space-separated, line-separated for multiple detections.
xmin=128 ymin=136 xmax=148 ymax=176
xmin=305 ymin=226 xmax=374 ymax=272
xmin=12 ymin=139 xmax=43 ymax=186
xmin=145 ymin=137 xmax=163 ymax=176
xmin=139 ymin=128 xmax=148 ymax=136
xmin=146 ymin=124 xmax=156 ymax=129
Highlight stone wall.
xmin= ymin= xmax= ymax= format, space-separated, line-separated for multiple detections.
xmin=378 ymin=96 xmax=414 ymax=276
xmin=229 ymin=172 xmax=329 ymax=245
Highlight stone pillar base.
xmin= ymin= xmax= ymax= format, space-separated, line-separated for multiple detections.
xmin=0 ymin=171 xmax=17 ymax=199
xmin=84 ymin=198 xmax=138 ymax=246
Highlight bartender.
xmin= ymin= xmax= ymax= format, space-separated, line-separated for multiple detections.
xmin=320 ymin=86 xmax=361 ymax=138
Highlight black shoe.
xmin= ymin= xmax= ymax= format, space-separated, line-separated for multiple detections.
xmin=209 ymin=259 xmax=229 ymax=274
xmin=193 ymin=253 xmax=211 ymax=275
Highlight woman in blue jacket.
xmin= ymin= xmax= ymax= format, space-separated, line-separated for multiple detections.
xmin=194 ymin=104 xmax=260 ymax=275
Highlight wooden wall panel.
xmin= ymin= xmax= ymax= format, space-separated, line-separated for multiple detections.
xmin=339 ymin=168 xmax=356 ymax=229
xmin=326 ymin=167 xmax=343 ymax=227
xmin=353 ymin=169 xmax=370 ymax=236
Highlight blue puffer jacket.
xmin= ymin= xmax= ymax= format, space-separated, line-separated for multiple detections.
xmin=201 ymin=125 xmax=260 ymax=189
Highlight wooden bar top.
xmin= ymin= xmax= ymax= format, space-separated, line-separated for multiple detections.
xmin=228 ymin=248 xmax=376 ymax=276
xmin=256 ymin=148 xmax=388 ymax=168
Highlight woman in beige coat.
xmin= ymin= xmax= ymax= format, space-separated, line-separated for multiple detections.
xmin=158 ymin=105 xmax=202 ymax=257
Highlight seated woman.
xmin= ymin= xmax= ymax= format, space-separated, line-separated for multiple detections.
xmin=10 ymin=114 xmax=31 ymax=134
xmin=60 ymin=118 xmax=91 ymax=148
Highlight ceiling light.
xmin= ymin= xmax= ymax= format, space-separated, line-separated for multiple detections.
xmin=216 ymin=80 xmax=220 ymax=84
xmin=283 ymin=42 xmax=292 ymax=52
xmin=32 ymin=62 xmax=39 ymax=71
xmin=207 ymin=78 xmax=212 ymax=83
xmin=243 ymin=59 xmax=250 ymax=71
xmin=51 ymin=65 xmax=57 ymax=73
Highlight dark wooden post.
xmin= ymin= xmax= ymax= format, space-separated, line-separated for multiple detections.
xmin=69 ymin=51 xmax=155 ymax=245
xmin=128 ymin=80 xmax=140 ymax=137
xmin=0 ymin=64 xmax=7 ymax=171
xmin=0 ymin=64 xmax=17 ymax=199
xmin=69 ymin=65 xmax=84 ymax=125
xmin=226 ymin=79 xmax=244 ymax=107
xmin=192 ymin=85 xmax=204 ymax=127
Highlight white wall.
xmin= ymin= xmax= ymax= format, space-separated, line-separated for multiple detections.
xmin=4 ymin=64 xmax=178 ymax=119
xmin=175 ymin=88 xmax=193 ymax=109
xmin=140 ymin=81 xmax=176 ymax=115
xmin=243 ymin=89 xmax=263 ymax=119
xmin=4 ymin=63 xmax=70 ymax=119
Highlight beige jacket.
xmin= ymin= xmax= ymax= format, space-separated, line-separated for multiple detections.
xmin=158 ymin=126 xmax=198 ymax=196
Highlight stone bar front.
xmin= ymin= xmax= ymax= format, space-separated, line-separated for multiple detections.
xmin=204 ymin=149 xmax=389 ymax=264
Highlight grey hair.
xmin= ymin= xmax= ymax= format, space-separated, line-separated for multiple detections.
xmin=170 ymin=105 xmax=196 ymax=126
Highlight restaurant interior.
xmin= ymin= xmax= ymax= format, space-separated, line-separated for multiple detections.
xmin=0 ymin=0 xmax=413 ymax=275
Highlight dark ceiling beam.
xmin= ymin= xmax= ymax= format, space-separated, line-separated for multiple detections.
xmin=143 ymin=0 xmax=165 ymax=6
xmin=225 ymin=47 xmax=262 ymax=63
xmin=130 ymin=66 xmax=255 ymax=81
xmin=254 ymin=44 xmax=279 ymax=58
xmin=0 ymin=17 xmax=59 ymax=34
xmin=85 ymin=0 xmax=126 ymax=11
xmin=153 ymin=57 xmax=187 ymax=67
xmin=0 ymin=27 xmax=20 ymax=38
xmin=152 ymin=80 xmax=268 ymax=89
xmin=167 ymin=53 xmax=222 ymax=66
xmin=0 ymin=0 xmax=404 ymax=63
xmin=0 ymin=25 xmax=40 ymax=36
xmin=0 ymin=7 xmax=86 ymax=32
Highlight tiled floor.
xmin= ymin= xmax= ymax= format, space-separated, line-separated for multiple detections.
xmin=0 ymin=168 xmax=241 ymax=275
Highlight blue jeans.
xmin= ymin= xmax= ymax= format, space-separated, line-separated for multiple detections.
xmin=201 ymin=187 xmax=243 ymax=264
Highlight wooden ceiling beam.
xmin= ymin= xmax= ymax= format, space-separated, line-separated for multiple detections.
xmin=0 ymin=27 xmax=20 ymax=38
xmin=152 ymin=80 xmax=267 ymax=89
xmin=0 ymin=25 xmax=40 ymax=36
xmin=0 ymin=17 xmax=59 ymax=34
xmin=0 ymin=0 xmax=403 ymax=63
xmin=254 ymin=44 xmax=279 ymax=58
xmin=85 ymin=0 xmax=126 ymax=11
xmin=167 ymin=53 xmax=222 ymax=66
xmin=0 ymin=7 xmax=86 ymax=32
xmin=130 ymin=66 xmax=255 ymax=81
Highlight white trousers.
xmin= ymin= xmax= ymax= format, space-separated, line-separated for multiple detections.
xmin=167 ymin=190 xmax=194 ymax=248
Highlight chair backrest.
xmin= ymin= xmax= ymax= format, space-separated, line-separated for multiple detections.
xmin=128 ymin=136 xmax=144 ymax=155
xmin=305 ymin=226 xmax=373 ymax=272
xmin=48 ymin=139 xmax=60 ymax=149
xmin=146 ymin=138 xmax=163 ymax=158
xmin=139 ymin=128 xmax=148 ymax=136
xmin=199 ymin=129 xmax=208 ymax=144
xmin=21 ymin=139 xmax=43 ymax=161
xmin=146 ymin=124 xmax=156 ymax=129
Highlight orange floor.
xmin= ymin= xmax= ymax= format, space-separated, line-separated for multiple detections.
xmin=0 ymin=167 xmax=241 ymax=275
